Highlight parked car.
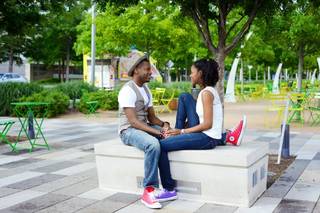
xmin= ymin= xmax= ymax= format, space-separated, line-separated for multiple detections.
xmin=0 ymin=73 xmax=28 ymax=83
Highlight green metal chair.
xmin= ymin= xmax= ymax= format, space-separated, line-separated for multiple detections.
xmin=0 ymin=120 xmax=18 ymax=152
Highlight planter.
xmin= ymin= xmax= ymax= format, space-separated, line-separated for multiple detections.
xmin=168 ymin=98 xmax=178 ymax=110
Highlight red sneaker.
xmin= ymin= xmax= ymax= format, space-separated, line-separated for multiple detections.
xmin=226 ymin=115 xmax=247 ymax=146
xmin=141 ymin=186 xmax=162 ymax=209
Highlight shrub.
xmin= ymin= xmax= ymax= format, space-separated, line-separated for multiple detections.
xmin=17 ymin=90 xmax=69 ymax=118
xmin=0 ymin=82 xmax=43 ymax=116
xmin=55 ymin=81 xmax=97 ymax=100
xmin=79 ymin=90 xmax=119 ymax=113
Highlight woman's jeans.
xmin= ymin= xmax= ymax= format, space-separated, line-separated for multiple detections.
xmin=120 ymin=125 xmax=162 ymax=188
xmin=159 ymin=93 xmax=226 ymax=190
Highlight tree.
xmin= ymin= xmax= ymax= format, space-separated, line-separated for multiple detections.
xmin=25 ymin=0 xmax=90 ymax=81
xmin=259 ymin=0 xmax=320 ymax=91
xmin=75 ymin=0 xmax=209 ymax=79
xmin=97 ymin=0 xmax=284 ymax=102
xmin=0 ymin=0 xmax=41 ymax=72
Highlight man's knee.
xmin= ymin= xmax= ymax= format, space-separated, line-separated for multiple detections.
xmin=145 ymin=140 xmax=160 ymax=154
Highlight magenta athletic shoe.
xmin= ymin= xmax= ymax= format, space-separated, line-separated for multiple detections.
xmin=155 ymin=189 xmax=178 ymax=202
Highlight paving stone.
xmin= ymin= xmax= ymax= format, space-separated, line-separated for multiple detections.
xmin=32 ymin=161 xmax=80 ymax=173
xmin=313 ymin=152 xmax=320 ymax=160
xmin=76 ymin=193 xmax=139 ymax=213
xmin=313 ymin=198 xmax=320 ymax=213
xmin=5 ymin=193 xmax=71 ymax=213
xmin=52 ymin=162 xmax=96 ymax=176
xmin=36 ymin=197 xmax=96 ymax=213
xmin=54 ymin=178 xmax=98 ymax=196
xmin=106 ymin=192 xmax=140 ymax=203
xmin=262 ymin=132 xmax=280 ymax=138
xmin=78 ymin=188 xmax=115 ymax=200
xmin=195 ymin=203 xmax=238 ymax=213
xmin=0 ymin=171 xmax=43 ymax=188
xmin=234 ymin=197 xmax=282 ymax=213
xmin=273 ymin=199 xmax=316 ymax=213
xmin=115 ymin=200 xmax=155 ymax=213
xmin=6 ymin=174 xmax=65 ymax=190
xmin=285 ymin=182 xmax=320 ymax=202
xmin=0 ymin=190 xmax=46 ymax=210
xmin=72 ymin=154 xmax=95 ymax=163
xmin=0 ymin=156 xmax=27 ymax=166
xmin=31 ymin=170 xmax=95 ymax=193
xmin=266 ymin=159 xmax=309 ymax=198
xmin=35 ymin=149 xmax=90 ymax=161
xmin=278 ymin=159 xmax=310 ymax=182
xmin=298 ymin=160 xmax=320 ymax=184
xmin=296 ymin=151 xmax=318 ymax=160
xmin=258 ymin=136 xmax=275 ymax=142
xmin=160 ymin=199 xmax=204 ymax=213
xmin=64 ymin=136 xmax=106 ymax=144
xmin=0 ymin=187 xmax=20 ymax=198
xmin=0 ymin=158 xmax=43 ymax=169
xmin=263 ymin=180 xmax=295 ymax=198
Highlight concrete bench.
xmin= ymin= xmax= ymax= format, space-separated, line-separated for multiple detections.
xmin=94 ymin=139 xmax=269 ymax=207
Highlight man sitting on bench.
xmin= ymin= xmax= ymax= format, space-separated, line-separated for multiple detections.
xmin=118 ymin=54 xmax=172 ymax=209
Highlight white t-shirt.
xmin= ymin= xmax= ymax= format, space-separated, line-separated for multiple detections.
xmin=196 ymin=86 xmax=223 ymax=139
xmin=118 ymin=82 xmax=153 ymax=108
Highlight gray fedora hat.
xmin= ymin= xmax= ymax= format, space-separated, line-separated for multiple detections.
xmin=127 ymin=54 xmax=149 ymax=77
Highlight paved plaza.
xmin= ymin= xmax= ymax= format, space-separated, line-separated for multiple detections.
xmin=0 ymin=117 xmax=319 ymax=213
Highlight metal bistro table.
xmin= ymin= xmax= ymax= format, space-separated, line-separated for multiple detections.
xmin=11 ymin=102 xmax=50 ymax=152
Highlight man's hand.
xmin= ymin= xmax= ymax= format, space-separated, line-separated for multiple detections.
xmin=162 ymin=122 xmax=171 ymax=131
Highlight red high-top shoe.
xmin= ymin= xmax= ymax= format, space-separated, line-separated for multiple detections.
xmin=226 ymin=115 xmax=247 ymax=146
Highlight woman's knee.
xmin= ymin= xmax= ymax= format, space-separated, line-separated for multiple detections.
xmin=179 ymin=93 xmax=192 ymax=102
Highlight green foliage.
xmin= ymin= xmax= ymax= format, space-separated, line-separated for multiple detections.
xmin=35 ymin=78 xmax=61 ymax=84
xmin=75 ymin=0 xmax=209 ymax=73
xmin=78 ymin=90 xmax=119 ymax=113
xmin=148 ymin=81 xmax=192 ymax=98
xmin=55 ymin=81 xmax=98 ymax=100
xmin=0 ymin=82 xmax=43 ymax=116
xmin=18 ymin=90 xmax=69 ymax=118
xmin=0 ymin=0 xmax=41 ymax=68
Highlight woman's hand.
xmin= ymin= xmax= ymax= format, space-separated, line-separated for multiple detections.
xmin=166 ymin=128 xmax=182 ymax=136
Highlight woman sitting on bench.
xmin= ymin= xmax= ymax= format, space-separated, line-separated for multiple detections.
xmin=155 ymin=58 xmax=247 ymax=202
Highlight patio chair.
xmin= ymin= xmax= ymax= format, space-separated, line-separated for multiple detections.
xmin=264 ymin=94 xmax=286 ymax=127
xmin=160 ymin=90 xmax=175 ymax=113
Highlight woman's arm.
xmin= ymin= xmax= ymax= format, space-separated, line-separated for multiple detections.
xmin=167 ymin=90 xmax=213 ymax=136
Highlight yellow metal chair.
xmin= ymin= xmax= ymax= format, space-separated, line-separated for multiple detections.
xmin=264 ymin=94 xmax=287 ymax=127
xmin=160 ymin=90 xmax=175 ymax=113
xmin=152 ymin=88 xmax=166 ymax=113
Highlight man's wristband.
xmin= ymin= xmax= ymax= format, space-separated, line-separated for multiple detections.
xmin=181 ymin=129 xmax=185 ymax=134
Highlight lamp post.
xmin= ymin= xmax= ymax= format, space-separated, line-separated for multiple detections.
xmin=90 ymin=2 xmax=96 ymax=86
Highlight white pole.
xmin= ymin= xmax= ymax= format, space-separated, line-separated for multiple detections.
xmin=277 ymin=97 xmax=290 ymax=164
xmin=90 ymin=2 xmax=96 ymax=86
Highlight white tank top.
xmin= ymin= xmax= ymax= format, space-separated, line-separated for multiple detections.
xmin=196 ymin=86 xmax=223 ymax=139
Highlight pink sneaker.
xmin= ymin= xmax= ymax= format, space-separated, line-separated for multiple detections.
xmin=226 ymin=115 xmax=247 ymax=146
xmin=141 ymin=187 xmax=162 ymax=209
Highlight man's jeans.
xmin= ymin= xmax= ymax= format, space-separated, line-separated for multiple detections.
xmin=120 ymin=125 xmax=161 ymax=188
xmin=159 ymin=93 xmax=226 ymax=190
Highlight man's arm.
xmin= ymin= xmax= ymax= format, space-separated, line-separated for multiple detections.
xmin=147 ymin=107 xmax=170 ymax=129
xmin=124 ymin=107 xmax=161 ymax=136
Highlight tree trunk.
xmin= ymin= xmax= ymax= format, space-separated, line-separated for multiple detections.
xmin=297 ymin=44 xmax=304 ymax=92
xmin=58 ymin=60 xmax=62 ymax=81
xmin=61 ymin=60 xmax=65 ymax=83
xmin=216 ymin=52 xmax=226 ymax=105
xmin=8 ymin=49 xmax=14 ymax=73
